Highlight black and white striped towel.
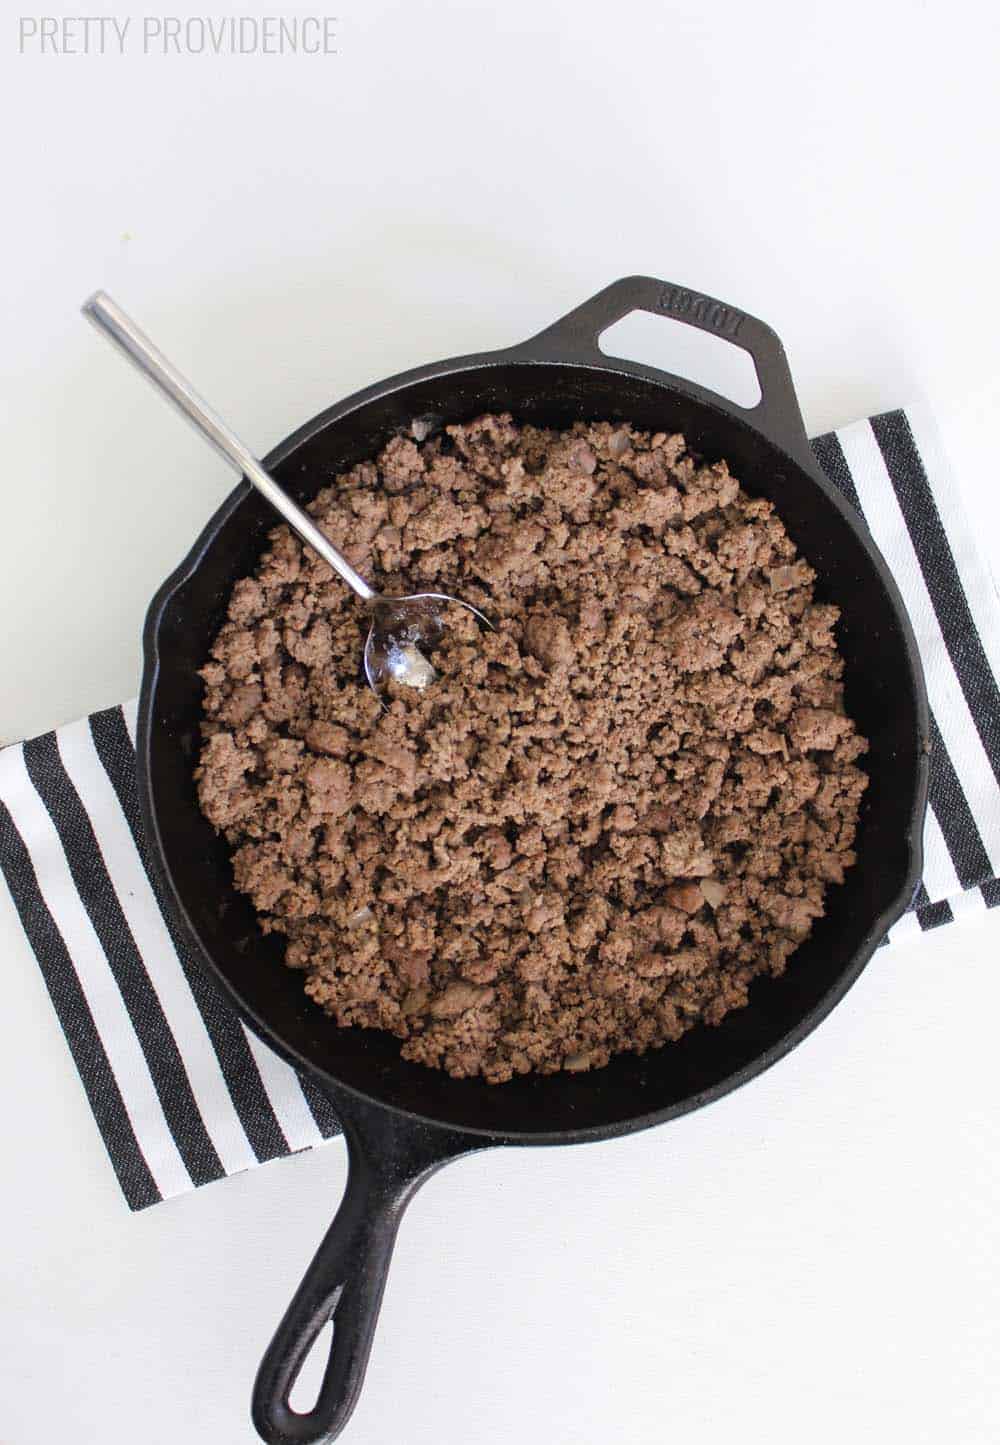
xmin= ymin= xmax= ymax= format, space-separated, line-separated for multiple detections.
xmin=1 ymin=406 xmax=998 ymax=1211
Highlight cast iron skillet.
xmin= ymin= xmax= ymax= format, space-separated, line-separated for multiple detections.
xmin=137 ymin=276 xmax=930 ymax=1444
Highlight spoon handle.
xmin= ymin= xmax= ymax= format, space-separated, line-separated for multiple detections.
xmin=82 ymin=291 xmax=376 ymax=604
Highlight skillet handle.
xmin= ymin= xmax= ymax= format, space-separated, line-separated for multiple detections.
xmin=514 ymin=274 xmax=814 ymax=470
xmin=251 ymin=1104 xmax=481 ymax=1445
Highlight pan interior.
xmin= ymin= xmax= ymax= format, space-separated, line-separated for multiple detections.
xmin=143 ymin=361 xmax=923 ymax=1140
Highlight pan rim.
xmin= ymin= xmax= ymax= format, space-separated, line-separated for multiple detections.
xmin=137 ymin=347 xmax=930 ymax=1146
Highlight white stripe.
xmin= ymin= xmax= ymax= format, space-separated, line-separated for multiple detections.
xmin=905 ymin=404 xmax=1000 ymax=687
xmin=949 ymin=887 xmax=987 ymax=921
xmin=57 ymin=718 xmax=258 ymax=1178
xmin=886 ymin=908 xmax=921 ymax=945
xmin=0 ymin=744 xmax=192 ymax=1199
xmin=838 ymin=420 xmax=1000 ymax=876
xmin=921 ymin=803 xmax=962 ymax=904
xmin=241 ymin=1025 xmax=324 ymax=1153
xmin=122 ymin=698 xmax=138 ymax=748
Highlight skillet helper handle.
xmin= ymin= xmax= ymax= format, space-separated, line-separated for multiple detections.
xmin=252 ymin=1109 xmax=478 ymax=1445
xmin=517 ymin=274 xmax=814 ymax=470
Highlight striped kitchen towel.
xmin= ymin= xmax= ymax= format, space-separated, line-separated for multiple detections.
xmin=1 ymin=405 xmax=998 ymax=1211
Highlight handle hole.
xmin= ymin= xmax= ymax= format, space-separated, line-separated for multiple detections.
xmin=598 ymin=311 xmax=762 ymax=409
xmin=288 ymin=1319 xmax=334 ymax=1415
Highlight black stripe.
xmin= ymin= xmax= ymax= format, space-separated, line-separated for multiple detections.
xmin=89 ymin=707 xmax=296 ymax=1165
xmin=982 ymin=879 xmax=1000 ymax=910
xmin=871 ymin=411 xmax=1000 ymax=792
xmin=23 ymin=732 xmax=224 ymax=1188
xmin=0 ymin=795 xmax=160 ymax=1210
xmin=296 ymin=1072 xmax=342 ymax=1139
xmin=811 ymin=432 xmax=864 ymax=515
xmin=911 ymin=881 xmax=957 ymax=930
xmin=916 ymin=898 xmax=955 ymax=931
xmin=926 ymin=716 xmax=994 ymax=889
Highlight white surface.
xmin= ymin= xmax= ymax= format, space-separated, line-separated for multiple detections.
xmin=2 ymin=2 xmax=1000 ymax=1442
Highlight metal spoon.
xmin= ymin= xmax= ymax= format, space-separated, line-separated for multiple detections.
xmin=82 ymin=291 xmax=490 ymax=697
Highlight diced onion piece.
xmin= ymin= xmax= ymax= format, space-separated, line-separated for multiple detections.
xmin=700 ymin=879 xmax=727 ymax=909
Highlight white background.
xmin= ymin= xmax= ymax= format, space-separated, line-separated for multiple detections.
xmin=2 ymin=2 xmax=1000 ymax=1442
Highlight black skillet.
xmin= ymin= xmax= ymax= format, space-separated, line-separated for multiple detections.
xmin=136 ymin=276 xmax=930 ymax=1444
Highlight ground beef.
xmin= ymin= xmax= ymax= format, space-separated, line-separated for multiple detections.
xmin=196 ymin=415 xmax=868 ymax=1083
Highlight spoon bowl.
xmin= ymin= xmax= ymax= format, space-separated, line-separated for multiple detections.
xmin=363 ymin=592 xmax=493 ymax=695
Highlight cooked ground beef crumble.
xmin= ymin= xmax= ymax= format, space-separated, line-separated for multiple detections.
xmin=196 ymin=414 xmax=868 ymax=1083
